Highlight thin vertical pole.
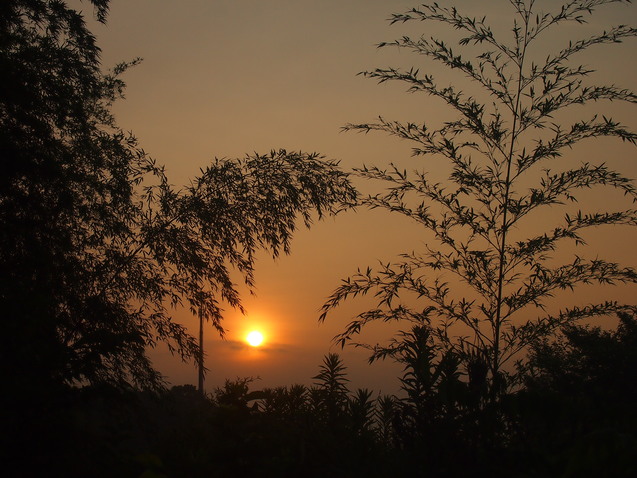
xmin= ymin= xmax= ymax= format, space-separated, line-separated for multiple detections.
xmin=198 ymin=309 xmax=205 ymax=395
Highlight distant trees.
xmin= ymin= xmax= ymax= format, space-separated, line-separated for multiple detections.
xmin=0 ymin=0 xmax=355 ymax=393
xmin=321 ymin=0 xmax=637 ymax=396
xmin=26 ymin=355 xmax=388 ymax=477
xmin=508 ymin=311 xmax=637 ymax=476
xmin=13 ymin=342 xmax=635 ymax=477
xmin=523 ymin=310 xmax=637 ymax=399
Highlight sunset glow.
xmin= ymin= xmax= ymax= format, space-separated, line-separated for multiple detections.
xmin=246 ymin=330 xmax=264 ymax=347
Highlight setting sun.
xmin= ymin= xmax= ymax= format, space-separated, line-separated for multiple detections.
xmin=246 ymin=330 xmax=264 ymax=347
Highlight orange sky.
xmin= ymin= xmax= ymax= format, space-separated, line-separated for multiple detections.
xmin=85 ymin=0 xmax=637 ymax=394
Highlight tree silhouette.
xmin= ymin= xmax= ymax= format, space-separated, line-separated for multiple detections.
xmin=524 ymin=310 xmax=637 ymax=398
xmin=510 ymin=311 xmax=637 ymax=476
xmin=0 ymin=0 xmax=356 ymax=393
xmin=321 ymin=0 xmax=637 ymax=395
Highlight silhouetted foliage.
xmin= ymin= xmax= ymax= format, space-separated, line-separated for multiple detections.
xmin=1 ymin=4 xmax=356 ymax=473
xmin=4 ymin=2 xmax=636 ymax=476
xmin=311 ymin=352 xmax=350 ymax=415
xmin=348 ymin=387 xmax=375 ymax=435
xmin=321 ymin=0 xmax=637 ymax=399
xmin=317 ymin=3 xmax=636 ymax=474
xmin=6 ymin=343 xmax=634 ymax=477
xmin=508 ymin=311 xmax=637 ymax=477
xmin=0 ymin=0 xmax=355 ymax=396
xmin=525 ymin=310 xmax=637 ymax=395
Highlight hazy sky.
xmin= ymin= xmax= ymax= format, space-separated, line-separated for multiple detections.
xmin=85 ymin=0 xmax=637 ymax=394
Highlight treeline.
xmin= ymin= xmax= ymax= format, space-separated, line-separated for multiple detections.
xmin=11 ymin=313 xmax=637 ymax=477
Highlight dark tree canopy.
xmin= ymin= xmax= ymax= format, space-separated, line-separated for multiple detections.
xmin=0 ymin=0 xmax=355 ymax=392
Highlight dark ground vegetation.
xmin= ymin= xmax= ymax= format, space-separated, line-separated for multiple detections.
xmin=6 ymin=315 xmax=637 ymax=477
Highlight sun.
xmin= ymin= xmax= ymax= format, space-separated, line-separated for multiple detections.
xmin=246 ymin=330 xmax=264 ymax=347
